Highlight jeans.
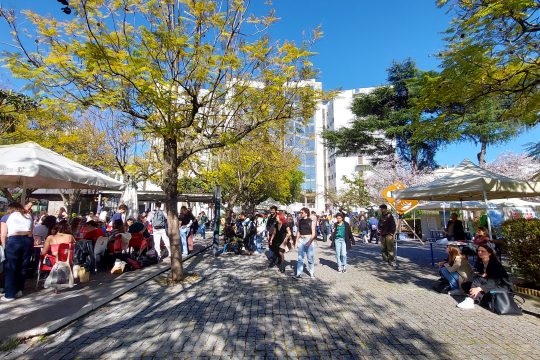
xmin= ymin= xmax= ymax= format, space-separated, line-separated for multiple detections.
xmin=4 ymin=235 xmax=33 ymax=298
xmin=381 ymin=234 xmax=395 ymax=263
xmin=369 ymin=229 xmax=379 ymax=243
xmin=296 ymin=236 xmax=314 ymax=276
xmin=153 ymin=228 xmax=171 ymax=259
xmin=198 ymin=223 xmax=206 ymax=239
xmin=335 ymin=238 xmax=347 ymax=270
xmin=439 ymin=266 xmax=460 ymax=290
xmin=255 ymin=232 xmax=264 ymax=254
xmin=180 ymin=227 xmax=190 ymax=255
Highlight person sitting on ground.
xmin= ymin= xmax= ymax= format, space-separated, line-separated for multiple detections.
xmin=42 ymin=221 xmax=76 ymax=258
xmin=437 ymin=244 xmax=474 ymax=295
xmin=472 ymin=226 xmax=490 ymax=246
xmin=457 ymin=244 xmax=510 ymax=309
xmin=81 ymin=220 xmax=106 ymax=243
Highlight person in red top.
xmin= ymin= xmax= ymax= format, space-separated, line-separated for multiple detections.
xmin=81 ymin=220 xmax=105 ymax=243
xmin=472 ymin=226 xmax=490 ymax=246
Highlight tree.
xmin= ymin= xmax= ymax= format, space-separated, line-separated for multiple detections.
xmin=325 ymin=172 xmax=369 ymax=211
xmin=1 ymin=1 xmax=321 ymax=281
xmin=209 ymin=128 xmax=303 ymax=212
xmin=322 ymin=59 xmax=441 ymax=171
xmin=484 ymin=152 xmax=540 ymax=181
xmin=413 ymin=77 xmax=522 ymax=166
xmin=364 ymin=156 xmax=437 ymax=204
xmin=435 ymin=0 xmax=540 ymax=126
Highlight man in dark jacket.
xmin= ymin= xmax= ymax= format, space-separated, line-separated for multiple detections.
xmin=378 ymin=204 xmax=397 ymax=267
xmin=446 ymin=213 xmax=466 ymax=241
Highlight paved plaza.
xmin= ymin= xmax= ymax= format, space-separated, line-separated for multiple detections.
xmin=3 ymin=240 xmax=540 ymax=359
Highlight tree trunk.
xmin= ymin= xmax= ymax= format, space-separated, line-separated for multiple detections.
xmin=60 ymin=190 xmax=81 ymax=224
xmin=162 ymin=136 xmax=183 ymax=282
xmin=477 ymin=141 xmax=487 ymax=166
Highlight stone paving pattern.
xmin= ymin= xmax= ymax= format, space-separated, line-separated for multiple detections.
xmin=4 ymin=239 xmax=540 ymax=359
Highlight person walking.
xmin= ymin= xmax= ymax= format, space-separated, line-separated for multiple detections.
xmin=149 ymin=202 xmax=171 ymax=260
xmin=368 ymin=214 xmax=379 ymax=244
xmin=179 ymin=206 xmax=194 ymax=255
xmin=294 ymin=207 xmax=317 ymax=279
xmin=269 ymin=213 xmax=291 ymax=272
xmin=197 ymin=211 xmax=209 ymax=240
xmin=254 ymin=213 xmax=266 ymax=255
xmin=378 ymin=204 xmax=397 ymax=267
xmin=358 ymin=215 xmax=369 ymax=243
xmin=329 ymin=212 xmax=355 ymax=273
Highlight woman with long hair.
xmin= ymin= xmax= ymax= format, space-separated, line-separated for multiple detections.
xmin=457 ymin=244 xmax=510 ymax=309
xmin=438 ymin=245 xmax=474 ymax=295
xmin=269 ymin=213 xmax=292 ymax=273
xmin=1 ymin=202 xmax=33 ymax=302
xmin=42 ymin=221 xmax=76 ymax=258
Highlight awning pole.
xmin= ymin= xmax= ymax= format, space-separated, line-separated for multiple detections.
xmin=483 ymin=190 xmax=493 ymax=241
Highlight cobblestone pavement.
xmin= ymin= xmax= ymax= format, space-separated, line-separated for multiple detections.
xmin=5 ymin=239 xmax=540 ymax=359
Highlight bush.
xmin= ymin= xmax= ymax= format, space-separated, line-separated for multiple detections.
xmin=500 ymin=218 xmax=540 ymax=286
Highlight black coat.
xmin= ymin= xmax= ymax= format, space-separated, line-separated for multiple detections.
xmin=471 ymin=257 xmax=510 ymax=293
xmin=73 ymin=240 xmax=95 ymax=272
xmin=330 ymin=221 xmax=355 ymax=250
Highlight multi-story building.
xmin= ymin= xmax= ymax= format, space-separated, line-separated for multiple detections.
xmin=289 ymin=86 xmax=377 ymax=212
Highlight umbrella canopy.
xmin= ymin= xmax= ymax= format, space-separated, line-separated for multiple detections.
xmin=0 ymin=142 xmax=124 ymax=190
xmin=121 ymin=181 xmax=138 ymax=219
xmin=415 ymin=198 xmax=540 ymax=211
xmin=395 ymin=159 xmax=540 ymax=201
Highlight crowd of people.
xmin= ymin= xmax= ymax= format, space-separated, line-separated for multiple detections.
xmin=220 ymin=204 xmax=398 ymax=278
xmin=0 ymin=200 xmax=210 ymax=302
xmin=1 ymin=199 xmax=513 ymax=313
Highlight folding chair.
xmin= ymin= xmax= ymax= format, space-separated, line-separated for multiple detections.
xmin=36 ymin=242 xmax=74 ymax=289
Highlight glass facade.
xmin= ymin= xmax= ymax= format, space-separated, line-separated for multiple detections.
xmin=286 ymin=117 xmax=317 ymax=193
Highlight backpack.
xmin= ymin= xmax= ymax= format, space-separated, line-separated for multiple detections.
xmin=152 ymin=209 xmax=165 ymax=229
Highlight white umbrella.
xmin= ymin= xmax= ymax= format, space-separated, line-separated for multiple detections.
xmin=121 ymin=181 xmax=138 ymax=219
xmin=0 ymin=142 xmax=124 ymax=201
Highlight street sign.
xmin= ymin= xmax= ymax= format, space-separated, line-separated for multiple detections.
xmin=381 ymin=181 xmax=406 ymax=204
xmin=381 ymin=181 xmax=419 ymax=215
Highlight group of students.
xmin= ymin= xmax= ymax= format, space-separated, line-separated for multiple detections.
xmin=436 ymin=242 xmax=511 ymax=310
xmin=223 ymin=206 xmax=379 ymax=278
xmin=436 ymin=213 xmax=510 ymax=309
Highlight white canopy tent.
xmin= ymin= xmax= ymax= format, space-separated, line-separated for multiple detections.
xmin=415 ymin=198 xmax=540 ymax=211
xmin=395 ymin=159 xmax=540 ymax=239
xmin=0 ymin=142 xmax=124 ymax=202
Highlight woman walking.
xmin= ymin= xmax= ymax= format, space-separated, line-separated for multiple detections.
xmin=294 ymin=207 xmax=317 ymax=279
xmin=330 ymin=213 xmax=355 ymax=273
xmin=1 ymin=202 xmax=33 ymax=302
xmin=269 ymin=213 xmax=292 ymax=273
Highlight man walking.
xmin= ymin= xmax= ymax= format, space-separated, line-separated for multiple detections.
xmin=149 ymin=202 xmax=170 ymax=260
xmin=378 ymin=204 xmax=397 ymax=267
xmin=368 ymin=213 xmax=379 ymax=244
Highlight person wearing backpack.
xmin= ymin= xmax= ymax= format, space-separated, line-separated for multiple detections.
xmin=149 ymin=202 xmax=170 ymax=260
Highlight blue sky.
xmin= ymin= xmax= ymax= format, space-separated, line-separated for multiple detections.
xmin=1 ymin=0 xmax=538 ymax=166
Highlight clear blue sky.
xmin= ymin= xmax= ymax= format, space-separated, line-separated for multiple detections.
xmin=1 ymin=0 xmax=538 ymax=166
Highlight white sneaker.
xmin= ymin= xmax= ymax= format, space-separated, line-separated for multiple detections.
xmin=448 ymin=289 xmax=463 ymax=296
xmin=15 ymin=291 xmax=23 ymax=298
xmin=457 ymin=297 xmax=475 ymax=309
xmin=1 ymin=296 xmax=15 ymax=302
xmin=309 ymin=272 xmax=315 ymax=279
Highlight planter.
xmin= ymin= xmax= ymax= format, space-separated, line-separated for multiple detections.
xmin=513 ymin=285 xmax=540 ymax=298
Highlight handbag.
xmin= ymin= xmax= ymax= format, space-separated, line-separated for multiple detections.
xmin=43 ymin=254 xmax=56 ymax=267
xmin=487 ymin=290 xmax=523 ymax=315
xmin=78 ymin=266 xmax=90 ymax=283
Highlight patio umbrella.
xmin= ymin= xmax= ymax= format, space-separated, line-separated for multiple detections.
xmin=121 ymin=180 xmax=139 ymax=219
xmin=0 ymin=142 xmax=124 ymax=201
xmin=395 ymin=159 xmax=540 ymax=240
